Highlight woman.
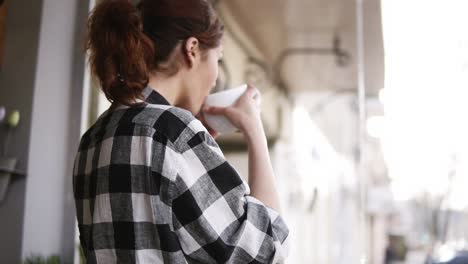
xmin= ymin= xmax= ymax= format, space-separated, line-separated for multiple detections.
xmin=73 ymin=0 xmax=289 ymax=263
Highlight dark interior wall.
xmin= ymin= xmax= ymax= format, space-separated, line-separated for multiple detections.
xmin=0 ymin=0 xmax=90 ymax=262
xmin=0 ymin=0 xmax=44 ymax=262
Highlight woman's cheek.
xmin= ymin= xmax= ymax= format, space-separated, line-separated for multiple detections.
xmin=212 ymin=61 xmax=219 ymax=86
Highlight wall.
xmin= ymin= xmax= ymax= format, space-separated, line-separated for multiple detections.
xmin=0 ymin=0 xmax=43 ymax=262
xmin=0 ymin=0 xmax=89 ymax=262
xmin=21 ymin=0 xmax=90 ymax=261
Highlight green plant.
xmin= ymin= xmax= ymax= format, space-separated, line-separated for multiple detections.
xmin=23 ymin=255 xmax=61 ymax=264
xmin=78 ymin=244 xmax=86 ymax=264
xmin=1 ymin=109 xmax=20 ymax=157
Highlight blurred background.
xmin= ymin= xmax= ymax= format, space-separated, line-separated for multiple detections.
xmin=1 ymin=0 xmax=468 ymax=263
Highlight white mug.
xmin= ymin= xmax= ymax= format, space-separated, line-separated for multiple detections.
xmin=202 ymin=84 xmax=249 ymax=134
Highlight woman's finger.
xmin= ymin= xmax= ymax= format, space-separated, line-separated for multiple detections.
xmin=203 ymin=105 xmax=227 ymax=115
xmin=195 ymin=110 xmax=219 ymax=138
xmin=208 ymin=129 xmax=219 ymax=139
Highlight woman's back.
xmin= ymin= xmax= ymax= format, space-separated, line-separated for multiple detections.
xmin=74 ymin=87 xmax=184 ymax=262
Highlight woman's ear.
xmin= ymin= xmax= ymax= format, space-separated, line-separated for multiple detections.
xmin=184 ymin=37 xmax=200 ymax=68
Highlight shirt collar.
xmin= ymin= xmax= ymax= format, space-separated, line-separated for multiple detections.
xmin=141 ymin=86 xmax=171 ymax=106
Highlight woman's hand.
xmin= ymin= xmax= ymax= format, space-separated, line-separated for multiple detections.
xmin=194 ymin=111 xmax=219 ymax=139
xmin=202 ymin=84 xmax=262 ymax=134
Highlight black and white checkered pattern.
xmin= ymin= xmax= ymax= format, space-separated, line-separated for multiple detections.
xmin=73 ymin=86 xmax=290 ymax=263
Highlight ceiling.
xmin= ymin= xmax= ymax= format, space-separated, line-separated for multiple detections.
xmin=216 ymin=0 xmax=384 ymax=95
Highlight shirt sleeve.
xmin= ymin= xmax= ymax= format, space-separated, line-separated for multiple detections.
xmin=169 ymin=120 xmax=290 ymax=264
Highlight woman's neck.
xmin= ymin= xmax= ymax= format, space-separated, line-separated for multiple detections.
xmin=147 ymin=73 xmax=186 ymax=106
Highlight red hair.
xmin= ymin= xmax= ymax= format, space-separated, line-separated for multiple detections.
xmin=86 ymin=0 xmax=223 ymax=107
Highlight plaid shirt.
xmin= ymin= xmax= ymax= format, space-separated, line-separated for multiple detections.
xmin=73 ymin=86 xmax=290 ymax=263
